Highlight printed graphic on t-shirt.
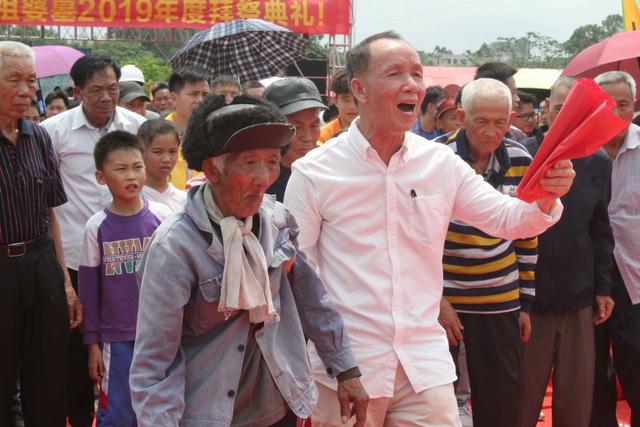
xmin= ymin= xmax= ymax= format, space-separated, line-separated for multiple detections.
xmin=102 ymin=237 xmax=151 ymax=276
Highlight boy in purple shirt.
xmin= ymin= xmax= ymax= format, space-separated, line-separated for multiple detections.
xmin=78 ymin=131 xmax=170 ymax=426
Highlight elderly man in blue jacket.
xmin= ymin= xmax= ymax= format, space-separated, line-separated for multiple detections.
xmin=129 ymin=94 xmax=368 ymax=427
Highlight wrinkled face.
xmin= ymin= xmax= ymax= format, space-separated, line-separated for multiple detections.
xmin=76 ymin=67 xmax=119 ymax=127
xmin=172 ymin=80 xmax=210 ymax=119
xmin=352 ymin=38 xmax=425 ymax=135
xmin=24 ymin=105 xmax=40 ymax=123
xmin=283 ymin=107 xmax=320 ymax=165
xmin=46 ymin=98 xmax=68 ymax=118
xmin=601 ymin=81 xmax=635 ymax=144
xmin=95 ymin=148 xmax=146 ymax=202
xmin=547 ymin=85 xmax=571 ymax=128
xmin=213 ymin=83 xmax=240 ymax=104
xmin=121 ymin=96 xmax=147 ymax=117
xmin=513 ymin=102 xmax=537 ymax=136
xmin=152 ymin=88 xmax=171 ymax=112
xmin=143 ymin=132 xmax=180 ymax=182
xmin=334 ymin=93 xmax=357 ymax=125
xmin=460 ymin=93 xmax=512 ymax=157
xmin=0 ymin=56 xmax=37 ymax=120
xmin=437 ymin=109 xmax=459 ymax=134
xmin=206 ymin=148 xmax=281 ymax=218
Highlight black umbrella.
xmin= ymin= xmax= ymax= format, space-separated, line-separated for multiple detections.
xmin=171 ymin=18 xmax=309 ymax=82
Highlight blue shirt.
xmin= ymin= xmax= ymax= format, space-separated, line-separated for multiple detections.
xmin=411 ymin=118 xmax=439 ymax=140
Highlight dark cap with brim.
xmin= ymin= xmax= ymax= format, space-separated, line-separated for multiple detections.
xmin=206 ymin=104 xmax=295 ymax=155
xmin=264 ymin=77 xmax=327 ymax=116
xmin=119 ymin=81 xmax=150 ymax=103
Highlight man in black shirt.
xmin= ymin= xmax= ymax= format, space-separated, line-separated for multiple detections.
xmin=517 ymin=76 xmax=615 ymax=427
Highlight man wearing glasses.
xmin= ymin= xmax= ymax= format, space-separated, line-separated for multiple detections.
xmin=513 ymin=91 xmax=540 ymax=140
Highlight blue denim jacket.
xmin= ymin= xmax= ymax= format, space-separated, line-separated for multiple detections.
xmin=130 ymin=184 xmax=357 ymax=427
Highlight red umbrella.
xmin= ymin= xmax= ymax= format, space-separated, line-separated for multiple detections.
xmin=32 ymin=45 xmax=85 ymax=79
xmin=562 ymin=31 xmax=640 ymax=100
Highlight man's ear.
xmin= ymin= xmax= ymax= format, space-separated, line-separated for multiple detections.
xmin=455 ymin=108 xmax=465 ymax=127
xmin=74 ymin=86 xmax=83 ymax=102
xmin=170 ymin=91 xmax=178 ymax=105
xmin=509 ymin=110 xmax=516 ymax=125
xmin=350 ymin=77 xmax=366 ymax=105
xmin=95 ymin=169 xmax=105 ymax=185
xmin=201 ymin=158 xmax=221 ymax=184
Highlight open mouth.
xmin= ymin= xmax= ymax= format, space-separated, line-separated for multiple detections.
xmin=397 ymin=103 xmax=416 ymax=114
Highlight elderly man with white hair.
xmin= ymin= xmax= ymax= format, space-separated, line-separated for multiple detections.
xmin=433 ymin=77 xmax=539 ymax=427
xmin=591 ymin=70 xmax=640 ymax=427
xmin=0 ymin=41 xmax=82 ymax=427
xmin=285 ymin=31 xmax=577 ymax=426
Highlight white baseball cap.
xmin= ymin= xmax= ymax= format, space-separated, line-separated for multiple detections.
xmin=119 ymin=64 xmax=145 ymax=84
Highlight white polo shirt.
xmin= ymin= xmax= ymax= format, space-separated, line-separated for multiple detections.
xmin=284 ymin=119 xmax=562 ymax=398
xmin=41 ymin=105 xmax=147 ymax=270
xmin=609 ymin=123 xmax=640 ymax=304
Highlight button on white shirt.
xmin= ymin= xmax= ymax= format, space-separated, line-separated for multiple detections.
xmin=41 ymin=105 xmax=147 ymax=270
xmin=284 ymin=120 xmax=563 ymax=398
xmin=608 ymin=123 xmax=640 ymax=304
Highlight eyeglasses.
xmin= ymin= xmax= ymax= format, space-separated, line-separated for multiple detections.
xmin=515 ymin=112 xmax=537 ymax=121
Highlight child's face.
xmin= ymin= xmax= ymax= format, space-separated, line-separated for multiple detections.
xmin=143 ymin=133 xmax=180 ymax=181
xmin=95 ymin=148 xmax=146 ymax=202
xmin=334 ymin=93 xmax=358 ymax=125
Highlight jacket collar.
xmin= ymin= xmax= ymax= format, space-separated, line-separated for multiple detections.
xmin=185 ymin=183 xmax=278 ymax=266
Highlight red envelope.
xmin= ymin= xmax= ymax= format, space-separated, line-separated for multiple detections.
xmin=517 ymin=78 xmax=629 ymax=203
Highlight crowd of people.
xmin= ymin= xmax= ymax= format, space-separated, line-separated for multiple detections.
xmin=0 ymin=27 xmax=638 ymax=427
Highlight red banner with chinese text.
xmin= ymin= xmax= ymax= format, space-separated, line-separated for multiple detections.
xmin=0 ymin=0 xmax=350 ymax=35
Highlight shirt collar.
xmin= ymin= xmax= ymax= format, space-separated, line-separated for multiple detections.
xmin=619 ymin=123 xmax=640 ymax=156
xmin=71 ymin=103 xmax=118 ymax=132
xmin=449 ymin=129 xmax=511 ymax=187
xmin=17 ymin=119 xmax=34 ymax=136
xmin=348 ymin=118 xmax=409 ymax=163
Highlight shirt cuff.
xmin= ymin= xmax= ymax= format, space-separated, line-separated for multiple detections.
xmin=337 ymin=367 xmax=362 ymax=383
xmin=322 ymin=347 xmax=358 ymax=379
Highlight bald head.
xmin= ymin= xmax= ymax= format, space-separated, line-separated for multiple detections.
xmin=461 ymin=78 xmax=512 ymax=115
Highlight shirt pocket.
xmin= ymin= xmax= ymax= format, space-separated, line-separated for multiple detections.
xmin=23 ymin=173 xmax=52 ymax=208
xmin=196 ymin=274 xmax=224 ymax=329
xmin=403 ymin=193 xmax=447 ymax=244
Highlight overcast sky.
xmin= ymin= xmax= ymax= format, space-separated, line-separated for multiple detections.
xmin=352 ymin=0 xmax=622 ymax=53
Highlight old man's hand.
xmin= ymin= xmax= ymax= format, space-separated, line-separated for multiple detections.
xmin=536 ymin=159 xmax=576 ymax=213
xmin=337 ymin=377 xmax=369 ymax=426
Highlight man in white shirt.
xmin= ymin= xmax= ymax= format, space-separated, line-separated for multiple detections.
xmin=284 ymin=31 xmax=575 ymax=426
xmin=41 ymin=54 xmax=146 ymax=427
xmin=591 ymin=71 xmax=640 ymax=426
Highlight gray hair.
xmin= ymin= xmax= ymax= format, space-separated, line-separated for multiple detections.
xmin=550 ymin=76 xmax=576 ymax=98
xmin=0 ymin=41 xmax=35 ymax=73
xmin=595 ymin=71 xmax=637 ymax=100
xmin=461 ymin=78 xmax=512 ymax=114
xmin=208 ymin=153 xmax=229 ymax=174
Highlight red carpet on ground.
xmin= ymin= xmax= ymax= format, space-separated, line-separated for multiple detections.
xmin=538 ymin=383 xmax=631 ymax=426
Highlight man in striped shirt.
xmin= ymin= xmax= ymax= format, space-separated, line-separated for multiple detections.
xmin=435 ymin=78 xmax=537 ymax=427
xmin=0 ymin=41 xmax=82 ymax=427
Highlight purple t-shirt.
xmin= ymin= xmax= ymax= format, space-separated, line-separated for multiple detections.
xmin=78 ymin=199 xmax=171 ymax=345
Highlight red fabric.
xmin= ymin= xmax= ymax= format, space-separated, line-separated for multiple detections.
xmin=517 ymin=78 xmax=629 ymax=203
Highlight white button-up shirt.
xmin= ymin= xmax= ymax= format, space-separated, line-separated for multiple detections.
xmin=609 ymin=123 xmax=640 ymax=304
xmin=41 ymin=105 xmax=147 ymax=270
xmin=284 ymin=120 xmax=562 ymax=398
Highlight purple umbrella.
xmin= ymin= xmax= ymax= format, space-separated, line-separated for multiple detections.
xmin=32 ymin=45 xmax=85 ymax=78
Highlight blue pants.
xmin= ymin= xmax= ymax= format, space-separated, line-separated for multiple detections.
xmin=97 ymin=341 xmax=137 ymax=427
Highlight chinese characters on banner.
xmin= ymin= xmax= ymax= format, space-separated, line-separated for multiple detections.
xmin=0 ymin=0 xmax=350 ymax=34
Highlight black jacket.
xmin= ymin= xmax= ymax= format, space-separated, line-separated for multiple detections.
xmin=522 ymin=136 xmax=614 ymax=312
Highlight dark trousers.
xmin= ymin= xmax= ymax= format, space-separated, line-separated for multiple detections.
xmin=451 ymin=311 xmax=521 ymax=427
xmin=517 ymin=306 xmax=595 ymax=427
xmin=590 ymin=319 xmax=618 ymax=427
xmin=66 ymin=268 xmax=96 ymax=427
xmin=591 ymin=267 xmax=640 ymax=427
xmin=0 ymin=240 xmax=69 ymax=427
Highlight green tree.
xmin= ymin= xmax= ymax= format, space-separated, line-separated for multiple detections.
xmin=564 ymin=14 xmax=623 ymax=57
xmin=85 ymin=41 xmax=173 ymax=83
